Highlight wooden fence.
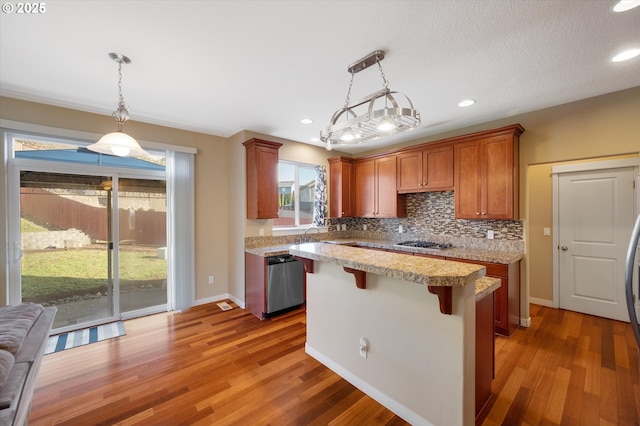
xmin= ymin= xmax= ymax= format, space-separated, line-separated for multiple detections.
xmin=20 ymin=188 xmax=166 ymax=246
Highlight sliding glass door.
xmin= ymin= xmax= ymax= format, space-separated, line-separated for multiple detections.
xmin=20 ymin=172 xmax=116 ymax=330
xmin=18 ymin=172 xmax=168 ymax=332
xmin=8 ymin=135 xmax=169 ymax=333
xmin=117 ymin=178 xmax=167 ymax=315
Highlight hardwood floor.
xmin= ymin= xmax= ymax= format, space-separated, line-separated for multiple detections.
xmin=483 ymin=304 xmax=640 ymax=426
xmin=29 ymin=302 xmax=639 ymax=425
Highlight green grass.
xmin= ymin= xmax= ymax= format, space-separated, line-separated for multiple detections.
xmin=21 ymin=248 xmax=166 ymax=301
xmin=21 ymin=218 xmax=48 ymax=232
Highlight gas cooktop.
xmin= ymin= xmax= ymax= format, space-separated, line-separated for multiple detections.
xmin=395 ymin=240 xmax=454 ymax=250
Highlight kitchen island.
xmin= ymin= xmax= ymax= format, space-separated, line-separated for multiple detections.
xmin=288 ymin=242 xmax=489 ymax=426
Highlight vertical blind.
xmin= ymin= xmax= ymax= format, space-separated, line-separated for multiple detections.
xmin=166 ymin=150 xmax=195 ymax=311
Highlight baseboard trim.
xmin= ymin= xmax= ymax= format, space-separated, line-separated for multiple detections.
xmin=521 ymin=317 xmax=532 ymax=327
xmin=529 ymin=297 xmax=554 ymax=308
xmin=305 ymin=343 xmax=431 ymax=426
xmin=194 ymin=293 xmax=245 ymax=309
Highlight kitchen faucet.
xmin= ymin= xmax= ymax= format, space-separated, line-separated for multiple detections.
xmin=297 ymin=226 xmax=320 ymax=243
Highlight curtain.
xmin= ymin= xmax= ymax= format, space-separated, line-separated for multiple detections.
xmin=166 ymin=150 xmax=195 ymax=311
xmin=312 ymin=165 xmax=327 ymax=227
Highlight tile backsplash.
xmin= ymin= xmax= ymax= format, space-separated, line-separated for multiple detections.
xmin=329 ymin=191 xmax=523 ymax=240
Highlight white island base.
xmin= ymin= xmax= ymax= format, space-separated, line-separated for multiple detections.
xmin=304 ymin=261 xmax=477 ymax=426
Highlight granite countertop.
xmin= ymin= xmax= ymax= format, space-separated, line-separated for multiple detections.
xmin=244 ymin=238 xmax=523 ymax=265
xmin=288 ymin=242 xmax=485 ymax=287
xmin=322 ymin=238 xmax=523 ymax=264
xmin=245 ymin=244 xmax=297 ymax=257
xmin=475 ymin=276 xmax=501 ymax=299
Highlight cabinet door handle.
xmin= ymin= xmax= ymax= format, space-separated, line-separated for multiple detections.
xmin=476 ymin=212 xmax=481 ymax=216
xmin=481 ymin=212 xmax=487 ymax=215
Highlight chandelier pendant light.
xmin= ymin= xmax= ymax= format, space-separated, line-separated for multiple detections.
xmin=321 ymin=50 xmax=421 ymax=151
xmin=87 ymin=53 xmax=148 ymax=157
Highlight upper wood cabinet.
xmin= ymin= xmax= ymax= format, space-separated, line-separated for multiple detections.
xmin=454 ymin=125 xmax=524 ymax=219
xmin=243 ymin=138 xmax=282 ymax=220
xmin=396 ymin=143 xmax=454 ymax=193
xmin=355 ymin=155 xmax=407 ymax=218
xmin=328 ymin=157 xmax=355 ymax=218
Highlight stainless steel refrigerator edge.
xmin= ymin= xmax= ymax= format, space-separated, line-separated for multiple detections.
xmin=625 ymin=213 xmax=640 ymax=349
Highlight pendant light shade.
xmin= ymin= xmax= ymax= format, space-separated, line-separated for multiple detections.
xmin=87 ymin=53 xmax=148 ymax=157
xmin=90 ymin=131 xmax=148 ymax=157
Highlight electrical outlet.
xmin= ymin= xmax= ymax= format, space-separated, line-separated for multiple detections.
xmin=363 ymin=224 xmax=367 ymax=231
xmin=543 ymin=227 xmax=551 ymax=236
xmin=359 ymin=337 xmax=368 ymax=359
xmin=342 ymin=224 xmax=347 ymax=231
xmin=398 ymin=225 xmax=403 ymax=233
xmin=259 ymin=228 xmax=264 ymax=236
xmin=487 ymin=230 xmax=494 ymax=239
xmin=208 ymin=275 xmax=214 ymax=284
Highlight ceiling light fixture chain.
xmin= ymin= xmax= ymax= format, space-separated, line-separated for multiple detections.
xmin=320 ymin=49 xmax=421 ymax=151
xmin=376 ymin=56 xmax=390 ymax=91
xmin=342 ymin=72 xmax=356 ymax=110
xmin=113 ymin=55 xmax=130 ymax=127
xmin=86 ymin=52 xmax=148 ymax=158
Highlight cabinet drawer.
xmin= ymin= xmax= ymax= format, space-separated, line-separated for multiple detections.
xmin=446 ymin=257 xmax=507 ymax=277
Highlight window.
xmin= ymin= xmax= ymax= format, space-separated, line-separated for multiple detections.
xmin=274 ymin=161 xmax=318 ymax=228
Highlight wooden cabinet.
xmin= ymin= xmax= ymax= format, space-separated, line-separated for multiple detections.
xmin=243 ymin=139 xmax=282 ymax=219
xmin=245 ymin=252 xmax=268 ymax=319
xmin=475 ymin=290 xmax=495 ymax=421
xmin=413 ymin=252 xmax=445 ymax=260
xmin=328 ymin=157 xmax=354 ymax=218
xmin=354 ymin=155 xmax=407 ymax=218
xmin=396 ymin=143 xmax=454 ymax=193
xmin=454 ymin=125 xmax=523 ymax=219
xmin=448 ymin=257 xmax=520 ymax=337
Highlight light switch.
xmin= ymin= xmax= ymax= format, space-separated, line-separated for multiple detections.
xmin=543 ymin=227 xmax=551 ymax=236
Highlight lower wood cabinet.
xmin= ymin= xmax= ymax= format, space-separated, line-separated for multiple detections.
xmin=475 ymin=290 xmax=495 ymax=422
xmin=245 ymin=252 xmax=268 ymax=319
xmin=413 ymin=252 xmax=445 ymax=260
xmin=448 ymin=258 xmax=520 ymax=337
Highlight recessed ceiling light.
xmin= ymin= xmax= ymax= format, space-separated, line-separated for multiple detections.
xmin=458 ymin=99 xmax=476 ymax=107
xmin=612 ymin=48 xmax=640 ymax=62
xmin=613 ymin=0 xmax=640 ymax=12
xmin=301 ymin=118 xmax=313 ymax=124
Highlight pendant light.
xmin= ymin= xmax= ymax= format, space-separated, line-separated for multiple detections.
xmin=321 ymin=50 xmax=421 ymax=151
xmin=87 ymin=53 xmax=148 ymax=157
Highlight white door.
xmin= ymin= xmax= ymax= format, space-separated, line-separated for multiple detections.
xmin=558 ymin=167 xmax=635 ymax=321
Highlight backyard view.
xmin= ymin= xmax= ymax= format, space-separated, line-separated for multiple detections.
xmin=22 ymin=216 xmax=166 ymax=304
xmin=19 ymin=172 xmax=167 ymax=330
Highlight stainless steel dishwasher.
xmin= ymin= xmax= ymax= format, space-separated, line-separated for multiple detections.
xmin=266 ymin=255 xmax=305 ymax=315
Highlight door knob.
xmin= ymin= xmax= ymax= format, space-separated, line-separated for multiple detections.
xmin=561 ymin=246 xmax=568 ymax=251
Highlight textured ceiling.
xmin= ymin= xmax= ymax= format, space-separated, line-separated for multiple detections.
xmin=1 ymin=0 xmax=639 ymax=153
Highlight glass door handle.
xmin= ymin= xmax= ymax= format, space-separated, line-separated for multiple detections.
xmin=13 ymin=242 xmax=23 ymax=262
xmin=624 ymin=214 xmax=640 ymax=348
